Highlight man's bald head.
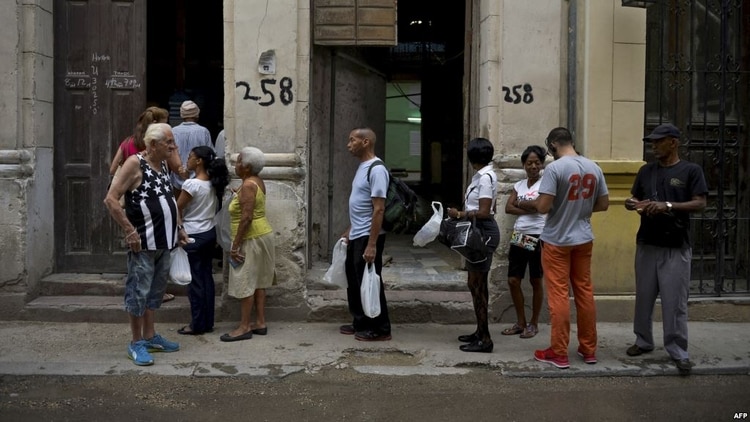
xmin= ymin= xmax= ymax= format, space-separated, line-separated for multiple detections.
xmin=353 ymin=127 xmax=377 ymax=146
xmin=347 ymin=127 xmax=378 ymax=161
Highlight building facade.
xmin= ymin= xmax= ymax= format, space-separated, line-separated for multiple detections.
xmin=1 ymin=0 xmax=747 ymax=320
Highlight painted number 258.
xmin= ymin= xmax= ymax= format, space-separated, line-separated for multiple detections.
xmin=567 ymin=174 xmax=597 ymax=200
xmin=235 ymin=77 xmax=294 ymax=106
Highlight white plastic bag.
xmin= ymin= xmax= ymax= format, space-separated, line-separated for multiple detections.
xmin=169 ymin=247 xmax=192 ymax=285
xmin=322 ymin=238 xmax=348 ymax=289
xmin=213 ymin=191 xmax=234 ymax=251
xmin=413 ymin=201 xmax=443 ymax=247
xmin=360 ymin=263 xmax=381 ymax=318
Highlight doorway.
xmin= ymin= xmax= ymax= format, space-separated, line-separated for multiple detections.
xmin=147 ymin=0 xmax=224 ymax=140
xmin=308 ymin=0 xmax=468 ymax=263
xmin=53 ymin=0 xmax=223 ymax=273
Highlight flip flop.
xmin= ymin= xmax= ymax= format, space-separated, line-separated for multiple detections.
xmin=520 ymin=323 xmax=538 ymax=339
xmin=501 ymin=323 xmax=524 ymax=335
xmin=162 ymin=293 xmax=175 ymax=303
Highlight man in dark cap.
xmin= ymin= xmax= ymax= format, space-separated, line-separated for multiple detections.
xmin=624 ymin=123 xmax=708 ymax=375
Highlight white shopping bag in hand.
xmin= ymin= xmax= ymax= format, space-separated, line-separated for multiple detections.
xmin=413 ymin=201 xmax=443 ymax=247
xmin=360 ymin=263 xmax=381 ymax=318
xmin=169 ymin=247 xmax=192 ymax=285
xmin=322 ymin=238 xmax=348 ymax=289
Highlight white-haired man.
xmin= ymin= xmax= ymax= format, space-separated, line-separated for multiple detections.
xmin=105 ymin=123 xmax=188 ymax=366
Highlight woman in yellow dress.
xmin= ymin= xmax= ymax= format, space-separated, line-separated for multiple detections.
xmin=220 ymin=147 xmax=276 ymax=342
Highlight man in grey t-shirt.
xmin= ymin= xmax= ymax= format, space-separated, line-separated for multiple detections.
xmin=338 ymin=127 xmax=392 ymax=342
xmin=519 ymin=127 xmax=609 ymax=369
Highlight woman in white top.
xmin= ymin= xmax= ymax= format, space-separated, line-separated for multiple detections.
xmin=503 ymin=145 xmax=546 ymax=339
xmin=176 ymin=146 xmax=230 ymax=335
xmin=446 ymin=138 xmax=500 ymax=353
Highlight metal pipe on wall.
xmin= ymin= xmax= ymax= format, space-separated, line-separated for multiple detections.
xmin=567 ymin=0 xmax=577 ymax=136
xmin=326 ymin=49 xmax=337 ymax=260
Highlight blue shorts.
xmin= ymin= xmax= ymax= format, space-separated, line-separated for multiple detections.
xmin=124 ymin=249 xmax=170 ymax=316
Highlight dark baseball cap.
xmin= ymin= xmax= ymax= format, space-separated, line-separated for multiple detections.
xmin=643 ymin=123 xmax=680 ymax=141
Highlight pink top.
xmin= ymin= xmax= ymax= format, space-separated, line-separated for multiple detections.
xmin=119 ymin=136 xmax=140 ymax=159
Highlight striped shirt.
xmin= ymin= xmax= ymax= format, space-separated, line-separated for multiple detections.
xmin=125 ymin=154 xmax=179 ymax=250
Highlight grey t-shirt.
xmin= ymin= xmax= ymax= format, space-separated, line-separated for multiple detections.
xmin=539 ymin=155 xmax=608 ymax=246
xmin=348 ymin=157 xmax=388 ymax=240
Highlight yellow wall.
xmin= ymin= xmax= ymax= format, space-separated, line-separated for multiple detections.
xmin=591 ymin=161 xmax=644 ymax=293
xmin=579 ymin=1 xmax=648 ymax=293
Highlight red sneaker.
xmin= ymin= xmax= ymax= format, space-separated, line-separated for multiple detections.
xmin=577 ymin=348 xmax=597 ymax=364
xmin=534 ymin=347 xmax=570 ymax=369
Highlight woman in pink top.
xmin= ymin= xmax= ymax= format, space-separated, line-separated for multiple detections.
xmin=109 ymin=107 xmax=183 ymax=176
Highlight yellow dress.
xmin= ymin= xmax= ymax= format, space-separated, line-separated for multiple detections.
xmin=228 ymin=180 xmax=276 ymax=298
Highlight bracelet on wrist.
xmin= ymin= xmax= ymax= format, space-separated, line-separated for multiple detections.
xmin=177 ymin=224 xmax=184 ymax=231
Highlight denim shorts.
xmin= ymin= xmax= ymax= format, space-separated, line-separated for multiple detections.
xmin=124 ymin=249 xmax=170 ymax=316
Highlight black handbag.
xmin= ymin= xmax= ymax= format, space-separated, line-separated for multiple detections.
xmin=438 ymin=217 xmax=489 ymax=263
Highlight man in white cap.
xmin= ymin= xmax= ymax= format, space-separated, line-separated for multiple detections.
xmin=171 ymin=100 xmax=213 ymax=196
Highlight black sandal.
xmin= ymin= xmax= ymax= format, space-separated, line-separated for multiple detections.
xmin=177 ymin=326 xmax=203 ymax=336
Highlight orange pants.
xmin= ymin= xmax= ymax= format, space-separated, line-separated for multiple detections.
xmin=541 ymin=241 xmax=597 ymax=356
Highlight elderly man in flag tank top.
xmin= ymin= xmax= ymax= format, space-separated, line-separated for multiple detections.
xmin=105 ymin=122 xmax=189 ymax=367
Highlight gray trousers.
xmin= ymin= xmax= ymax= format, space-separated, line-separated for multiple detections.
xmin=633 ymin=244 xmax=692 ymax=360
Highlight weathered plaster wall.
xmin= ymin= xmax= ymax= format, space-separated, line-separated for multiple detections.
xmin=476 ymin=0 xmax=562 ymax=149
xmin=231 ymin=0 xmax=305 ymax=153
xmin=0 ymin=0 xmax=23 ymax=296
xmin=224 ymin=0 xmax=310 ymax=316
xmin=0 ymin=3 xmax=19 ymax=150
xmin=488 ymin=0 xmax=564 ymax=279
xmin=0 ymin=1 xmax=54 ymax=316
xmin=22 ymin=1 xmax=55 ymax=297
xmin=498 ymin=0 xmax=563 ymax=155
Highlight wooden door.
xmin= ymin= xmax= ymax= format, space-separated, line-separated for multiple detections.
xmin=54 ymin=0 xmax=146 ymax=272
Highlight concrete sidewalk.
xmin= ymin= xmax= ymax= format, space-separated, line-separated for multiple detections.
xmin=1 ymin=321 xmax=747 ymax=378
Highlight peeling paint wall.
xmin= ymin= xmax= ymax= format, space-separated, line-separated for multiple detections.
xmin=225 ymin=0 xmax=311 ymax=311
xmin=0 ymin=2 xmax=54 ymax=313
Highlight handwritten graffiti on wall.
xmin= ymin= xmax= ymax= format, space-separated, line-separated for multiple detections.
xmin=235 ymin=77 xmax=294 ymax=106
xmin=502 ymin=83 xmax=534 ymax=104
xmin=91 ymin=64 xmax=99 ymax=115
xmin=64 ymin=52 xmax=141 ymax=116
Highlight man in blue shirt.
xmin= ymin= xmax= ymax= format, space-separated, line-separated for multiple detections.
xmin=338 ymin=127 xmax=392 ymax=342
